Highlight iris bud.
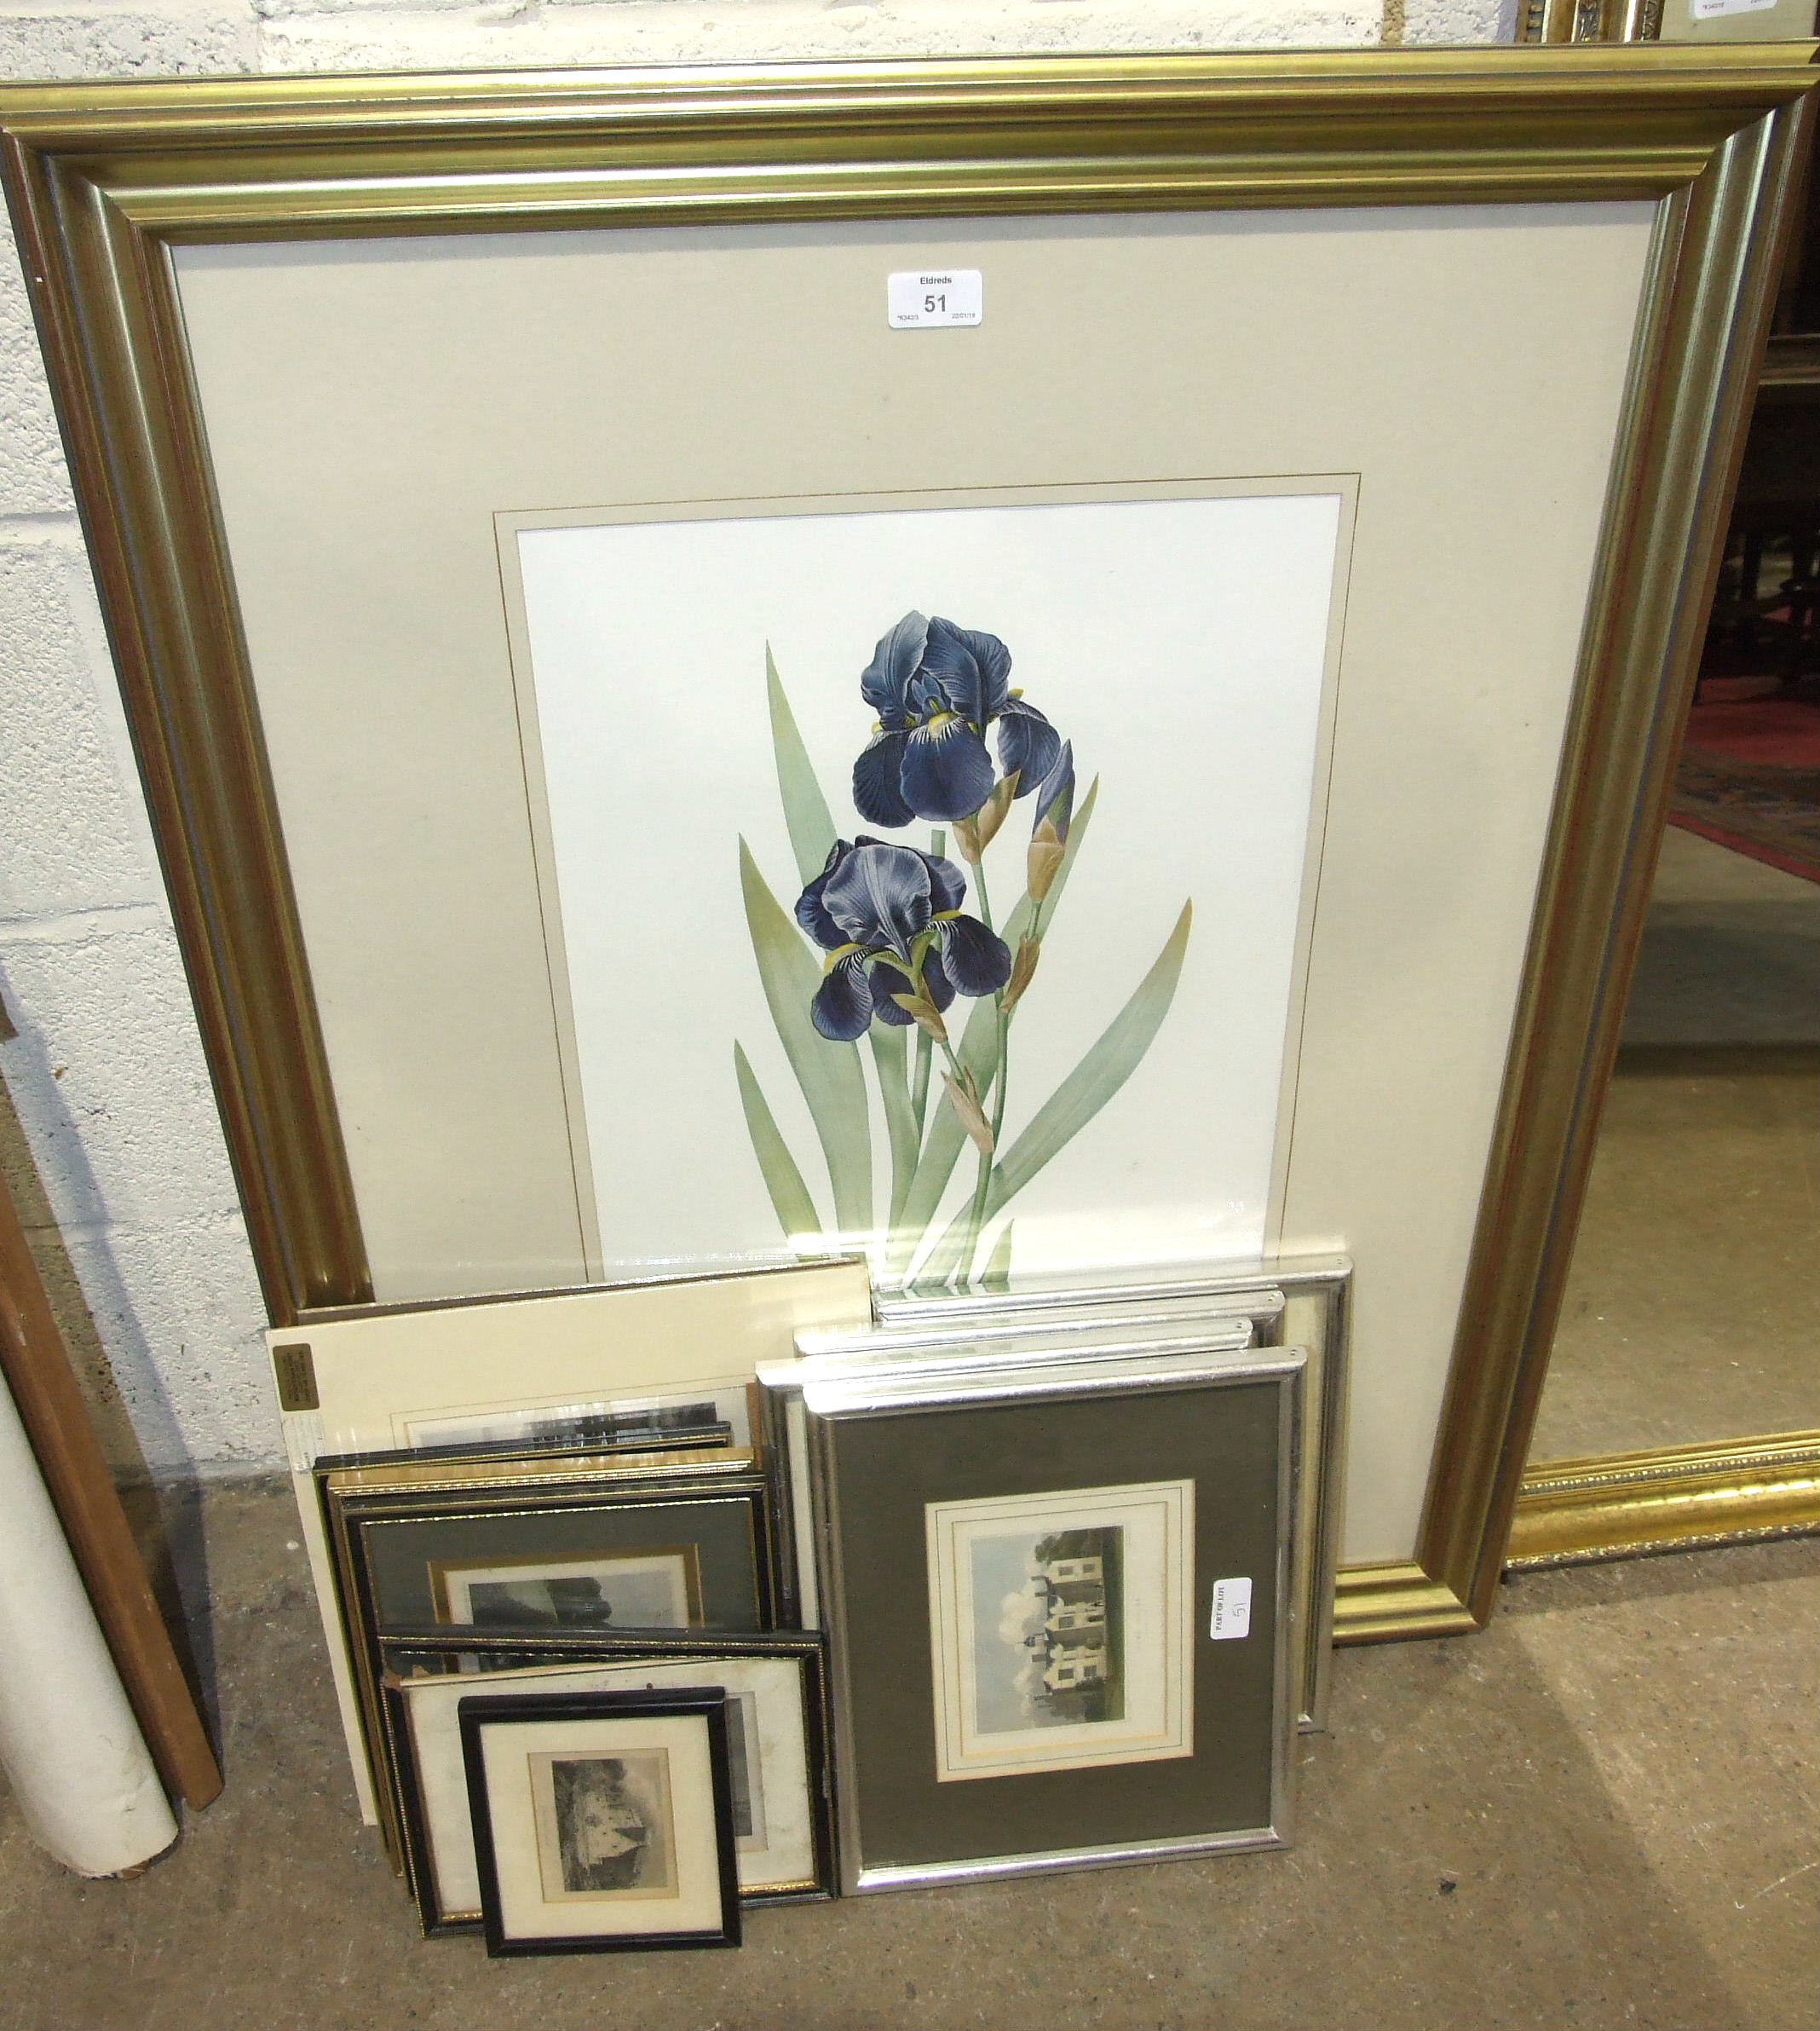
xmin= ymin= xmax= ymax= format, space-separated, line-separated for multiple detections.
xmin=890 ymin=989 xmax=949 ymax=1041
xmin=973 ymin=772 xmax=1021 ymax=851
xmin=1028 ymin=828 xmax=1066 ymax=903
xmin=943 ymin=1072 xmax=995 ymax=1156
xmin=1026 ymin=741 xmax=1074 ymax=903
xmin=1000 ymin=937 xmax=1041 ymax=1014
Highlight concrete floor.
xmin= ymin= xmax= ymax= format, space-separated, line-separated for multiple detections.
xmin=1535 ymin=828 xmax=1817 ymax=1459
xmin=1619 ymin=827 xmax=1818 ymax=1053
xmin=1 ymin=1480 xmax=1814 ymax=2031
xmin=1536 ymin=1042 xmax=1818 ymax=1457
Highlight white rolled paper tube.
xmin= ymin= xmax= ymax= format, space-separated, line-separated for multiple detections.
xmin=0 ymin=1367 xmax=178 ymax=1875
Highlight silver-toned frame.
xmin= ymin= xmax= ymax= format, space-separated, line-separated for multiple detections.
xmin=761 ymin=1313 xmax=1260 ymax=1629
xmin=769 ymin=1339 xmax=1303 ymax=1895
xmin=777 ymin=1253 xmax=1348 ymax=1730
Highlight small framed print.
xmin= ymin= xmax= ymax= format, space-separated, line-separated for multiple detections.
xmin=771 ymin=1336 xmax=1303 ymax=1892
xmin=381 ymin=1630 xmax=835 ymax=1929
xmin=316 ymin=1445 xmax=775 ymax=1859
xmin=460 ymin=1689 xmax=740 ymax=1955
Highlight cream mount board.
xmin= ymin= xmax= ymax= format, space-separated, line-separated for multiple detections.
xmin=177 ymin=201 xmax=1652 ymax=1570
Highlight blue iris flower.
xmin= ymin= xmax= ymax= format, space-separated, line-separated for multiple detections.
xmin=796 ymin=836 xmax=1013 ymax=1041
xmin=854 ymin=612 xmax=1063 ymax=827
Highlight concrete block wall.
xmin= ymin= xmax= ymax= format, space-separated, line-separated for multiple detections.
xmin=0 ymin=0 xmax=1515 ymax=1483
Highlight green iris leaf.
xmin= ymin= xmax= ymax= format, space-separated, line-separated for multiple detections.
xmin=734 ymin=1041 xmax=822 ymax=1241
xmin=768 ymin=646 xmax=838 ymax=889
xmin=986 ymin=899 xmax=1192 ymax=1217
xmin=739 ymin=838 xmax=873 ymax=1238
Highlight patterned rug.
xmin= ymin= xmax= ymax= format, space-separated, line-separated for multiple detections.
xmin=1670 ymin=751 xmax=1820 ymax=880
xmin=1668 ymin=680 xmax=1819 ymax=882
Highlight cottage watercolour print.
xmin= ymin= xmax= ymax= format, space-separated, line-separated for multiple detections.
xmin=925 ymin=1480 xmax=1195 ymax=1782
xmin=506 ymin=482 xmax=1347 ymax=1289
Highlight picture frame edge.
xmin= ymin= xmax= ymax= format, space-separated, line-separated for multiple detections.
xmin=387 ymin=1630 xmax=837 ymax=1910
xmin=457 ymin=1687 xmax=744 ymax=1954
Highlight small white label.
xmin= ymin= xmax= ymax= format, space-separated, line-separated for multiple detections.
xmin=888 ymin=270 xmax=983 ymax=330
xmin=1690 ymin=0 xmax=1776 ymax=18
xmin=1210 ymin=1577 xmax=1253 ymax=1640
xmin=281 ymin=1409 xmax=327 ymax=1474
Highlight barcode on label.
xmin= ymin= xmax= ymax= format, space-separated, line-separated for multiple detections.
xmin=1210 ymin=1576 xmax=1253 ymax=1640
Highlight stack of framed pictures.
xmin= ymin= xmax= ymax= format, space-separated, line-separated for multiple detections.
xmin=314 ymin=1431 xmax=841 ymax=1950
xmin=383 ymin=1631 xmax=835 ymax=1933
xmin=269 ymin=1261 xmax=873 ymax=1829
xmin=280 ymin=1256 xmax=1327 ymax=1947
xmin=761 ymin=1301 xmax=1312 ymax=1893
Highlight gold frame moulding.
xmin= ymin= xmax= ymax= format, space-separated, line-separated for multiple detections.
xmin=1 ymin=47 xmax=1815 ymax=1639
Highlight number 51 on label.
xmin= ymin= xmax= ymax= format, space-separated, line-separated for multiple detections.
xmin=887 ymin=269 xmax=984 ymax=329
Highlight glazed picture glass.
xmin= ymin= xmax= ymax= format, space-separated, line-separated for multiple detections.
xmin=509 ymin=483 xmax=1345 ymax=1289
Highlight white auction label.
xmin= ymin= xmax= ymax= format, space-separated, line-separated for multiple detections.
xmin=1689 ymin=0 xmax=1777 ymax=17
xmin=1209 ymin=1576 xmax=1253 ymax=1640
xmin=887 ymin=270 xmax=983 ymax=330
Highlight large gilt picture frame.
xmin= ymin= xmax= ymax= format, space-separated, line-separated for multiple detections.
xmin=1 ymin=46 xmax=1813 ymax=1645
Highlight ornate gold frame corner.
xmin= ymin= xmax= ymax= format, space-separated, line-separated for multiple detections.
xmin=2 ymin=48 xmax=1815 ymax=1647
xmin=1519 ymin=0 xmax=1664 ymax=46
xmin=1508 ymin=1431 xmax=1820 ymax=1567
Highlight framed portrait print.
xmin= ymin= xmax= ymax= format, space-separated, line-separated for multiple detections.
xmin=382 ymin=1629 xmax=834 ymax=1928
xmin=3 ymin=48 xmax=1815 ymax=1676
xmin=777 ymin=1338 xmax=1303 ymax=1890
xmin=459 ymin=1689 xmax=741 ymax=1955
xmin=317 ymin=1444 xmax=775 ymax=1857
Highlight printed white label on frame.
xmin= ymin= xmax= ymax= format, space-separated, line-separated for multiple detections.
xmin=1210 ymin=1576 xmax=1253 ymax=1640
xmin=1688 ymin=0 xmax=1776 ymax=15
xmin=887 ymin=270 xmax=983 ymax=329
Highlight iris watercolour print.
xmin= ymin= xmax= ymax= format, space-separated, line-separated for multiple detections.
xmin=511 ymin=488 xmax=1344 ymax=1284
xmin=736 ymin=609 xmax=1191 ymax=1289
